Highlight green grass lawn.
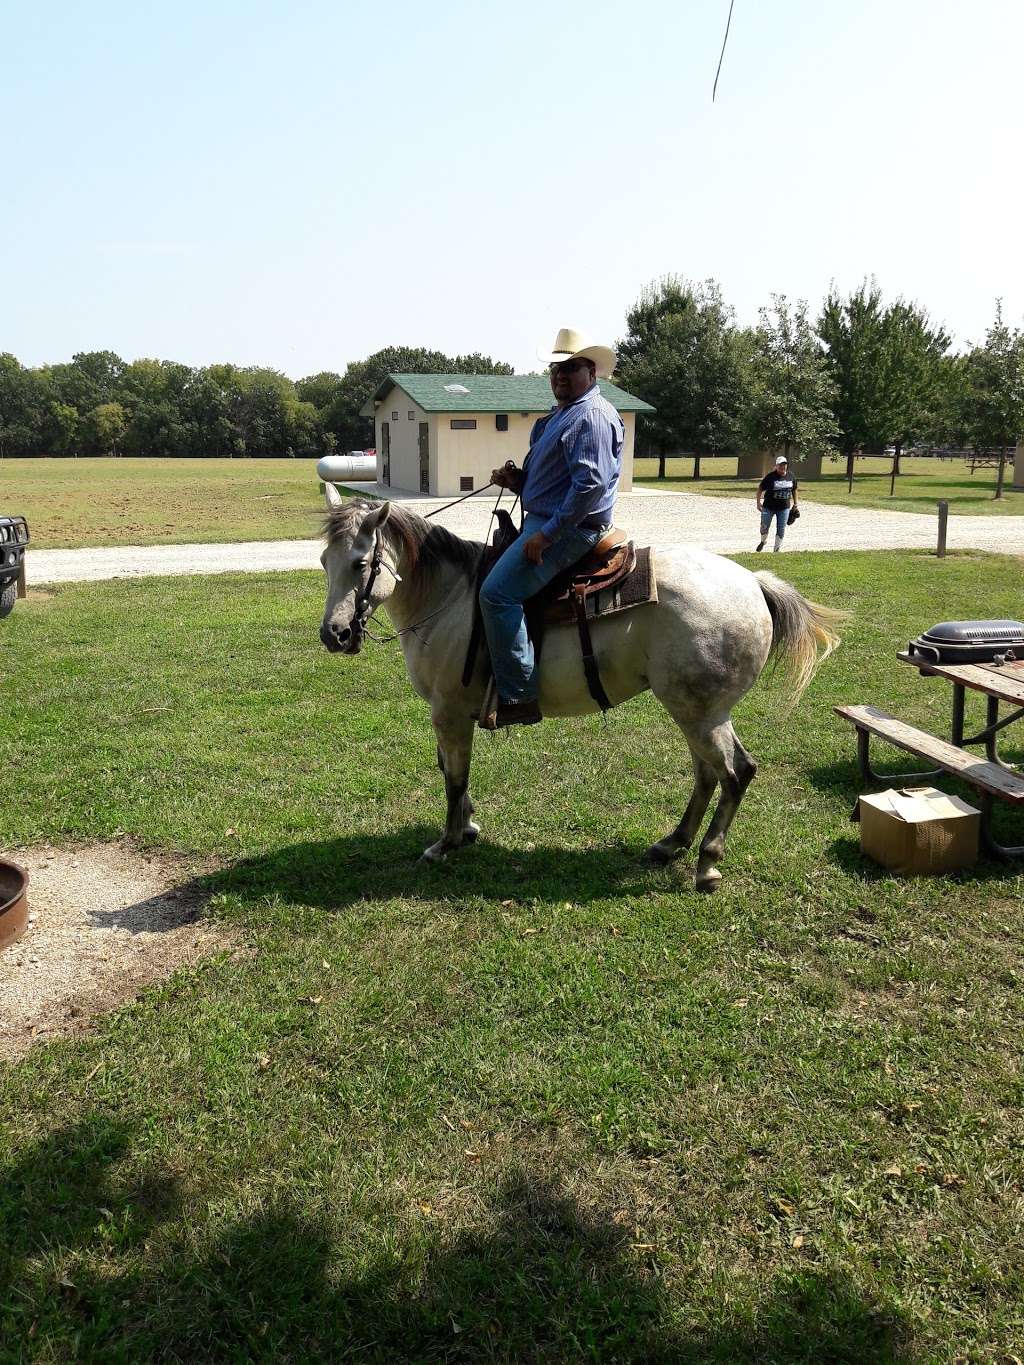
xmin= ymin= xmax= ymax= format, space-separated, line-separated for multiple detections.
xmin=635 ymin=456 xmax=1024 ymax=517
xmin=0 ymin=457 xmax=329 ymax=549
xmin=1 ymin=552 xmax=1023 ymax=1361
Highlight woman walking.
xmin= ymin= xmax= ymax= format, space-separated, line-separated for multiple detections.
xmin=756 ymin=455 xmax=799 ymax=552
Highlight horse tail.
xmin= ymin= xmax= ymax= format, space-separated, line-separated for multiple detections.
xmin=755 ymin=570 xmax=845 ymax=708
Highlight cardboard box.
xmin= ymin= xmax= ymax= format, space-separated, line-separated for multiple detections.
xmin=853 ymin=786 xmax=980 ymax=875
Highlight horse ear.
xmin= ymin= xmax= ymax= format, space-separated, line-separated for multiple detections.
xmin=323 ymin=480 xmax=343 ymax=509
xmin=363 ymin=500 xmax=391 ymax=532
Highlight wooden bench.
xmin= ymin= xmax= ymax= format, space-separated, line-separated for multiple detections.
xmin=835 ymin=703 xmax=1024 ymax=860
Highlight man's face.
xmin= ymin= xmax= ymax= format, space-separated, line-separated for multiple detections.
xmin=549 ymin=358 xmax=596 ymax=405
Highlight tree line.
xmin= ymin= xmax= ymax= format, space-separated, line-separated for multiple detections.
xmin=3 ymin=279 xmax=1022 ymax=495
xmin=617 ymin=278 xmax=1024 ymax=497
xmin=0 ymin=348 xmax=513 ymax=462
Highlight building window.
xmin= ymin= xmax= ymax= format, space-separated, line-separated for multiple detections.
xmin=495 ymin=414 xmax=509 ymax=432
xmin=408 ymin=410 xmax=415 ymax=420
xmin=460 ymin=476 xmax=474 ymax=492
xmin=450 ymin=419 xmax=477 ymax=430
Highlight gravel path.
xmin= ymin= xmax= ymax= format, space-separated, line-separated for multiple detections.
xmin=27 ymin=485 xmax=1024 ymax=585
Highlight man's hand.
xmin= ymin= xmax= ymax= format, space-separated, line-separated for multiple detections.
xmin=491 ymin=462 xmax=522 ymax=491
xmin=523 ymin=530 xmax=553 ymax=565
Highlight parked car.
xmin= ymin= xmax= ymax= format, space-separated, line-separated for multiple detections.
xmin=0 ymin=515 xmax=30 ymax=619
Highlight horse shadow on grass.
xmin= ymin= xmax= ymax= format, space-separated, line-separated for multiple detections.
xmin=208 ymin=827 xmax=683 ymax=912
xmin=0 ymin=1125 xmax=914 ymax=1362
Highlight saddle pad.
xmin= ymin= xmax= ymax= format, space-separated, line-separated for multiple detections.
xmin=541 ymin=545 xmax=657 ymax=627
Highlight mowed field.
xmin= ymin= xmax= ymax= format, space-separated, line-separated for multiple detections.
xmin=635 ymin=455 xmax=1024 ymax=517
xmin=1 ymin=549 xmax=1023 ymax=1360
xmin=4 ymin=454 xmax=1024 ymax=558
xmin=0 ymin=457 xmax=327 ymax=548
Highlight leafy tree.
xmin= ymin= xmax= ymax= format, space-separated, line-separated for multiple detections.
xmin=450 ymin=352 xmax=515 ymax=376
xmin=0 ymin=353 xmax=48 ymax=458
xmin=44 ymin=350 xmax=125 ymax=415
xmin=618 ymin=277 xmax=749 ymax=477
xmin=744 ymin=296 xmax=837 ymax=462
xmin=958 ymin=302 xmax=1024 ymax=499
xmin=817 ymin=282 xmax=891 ymax=483
xmin=296 ymin=371 xmax=344 ymax=411
xmin=228 ymin=368 xmax=296 ymax=456
xmin=879 ymin=300 xmax=950 ymax=474
xmin=818 ymin=283 xmax=952 ymax=488
xmin=86 ymin=402 xmax=128 ymax=456
xmin=46 ymin=401 xmax=82 ymax=456
xmin=928 ymin=354 xmax=973 ymax=448
xmin=181 ymin=371 xmax=234 ymax=457
xmin=326 ymin=347 xmax=513 ymax=452
xmin=617 ymin=276 xmax=695 ymax=474
xmin=119 ymin=359 xmax=194 ymax=457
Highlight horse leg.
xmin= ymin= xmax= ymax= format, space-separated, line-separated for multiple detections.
xmin=647 ymin=750 xmax=718 ymax=864
xmin=421 ymin=711 xmax=479 ymax=863
xmin=687 ymin=721 xmax=758 ymax=892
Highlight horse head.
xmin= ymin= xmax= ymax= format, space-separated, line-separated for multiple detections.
xmin=319 ymin=493 xmax=396 ymax=654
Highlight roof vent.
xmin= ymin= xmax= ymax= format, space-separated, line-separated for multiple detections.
xmin=443 ymin=383 xmax=470 ymax=395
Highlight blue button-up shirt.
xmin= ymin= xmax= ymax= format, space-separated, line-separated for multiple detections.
xmin=521 ymin=383 xmax=625 ymax=540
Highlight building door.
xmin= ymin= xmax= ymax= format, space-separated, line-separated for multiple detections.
xmin=381 ymin=422 xmax=390 ymax=485
xmin=418 ymin=423 xmax=430 ymax=493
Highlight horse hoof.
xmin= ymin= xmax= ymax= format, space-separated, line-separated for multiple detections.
xmin=695 ymin=869 xmax=722 ymax=894
xmin=646 ymin=841 xmax=679 ymax=865
xmin=419 ymin=845 xmax=448 ymax=865
xmin=462 ymin=822 xmax=481 ymax=843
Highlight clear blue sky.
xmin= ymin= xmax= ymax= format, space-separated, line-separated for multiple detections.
xmin=3 ymin=0 xmax=1021 ymax=378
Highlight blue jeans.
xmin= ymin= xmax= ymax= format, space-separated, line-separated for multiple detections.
xmin=480 ymin=512 xmax=601 ymax=703
xmin=760 ymin=507 xmax=788 ymax=542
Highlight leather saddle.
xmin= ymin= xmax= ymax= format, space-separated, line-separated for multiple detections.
xmin=535 ymin=527 xmax=636 ymax=626
xmin=465 ymin=514 xmax=639 ymax=712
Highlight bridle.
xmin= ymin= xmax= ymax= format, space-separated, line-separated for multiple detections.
xmin=341 ymin=469 xmax=516 ymax=648
xmin=349 ymin=529 xmax=402 ymax=648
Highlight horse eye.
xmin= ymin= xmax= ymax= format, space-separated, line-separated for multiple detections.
xmin=353 ymin=559 xmax=368 ymax=571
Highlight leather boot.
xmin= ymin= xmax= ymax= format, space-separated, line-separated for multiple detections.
xmin=478 ymin=697 xmax=543 ymax=731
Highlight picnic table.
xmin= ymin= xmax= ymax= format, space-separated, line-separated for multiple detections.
xmin=964 ymin=449 xmax=1009 ymax=473
xmin=835 ymin=655 xmax=1024 ymax=860
xmin=896 ymin=654 xmax=1024 ymax=766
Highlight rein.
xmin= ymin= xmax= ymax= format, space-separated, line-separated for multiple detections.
xmin=356 ymin=475 xmax=517 ymax=646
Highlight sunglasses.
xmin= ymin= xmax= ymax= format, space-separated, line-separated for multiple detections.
xmin=549 ymin=359 xmax=591 ymax=375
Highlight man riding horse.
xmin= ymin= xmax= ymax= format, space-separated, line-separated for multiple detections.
xmin=479 ymin=327 xmax=624 ymax=730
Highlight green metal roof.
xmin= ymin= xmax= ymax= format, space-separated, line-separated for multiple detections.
xmin=364 ymin=373 xmax=655 ymax=415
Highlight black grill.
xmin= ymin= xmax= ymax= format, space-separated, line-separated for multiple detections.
xmin=907 ymin=619 xmax=1024 ymax=664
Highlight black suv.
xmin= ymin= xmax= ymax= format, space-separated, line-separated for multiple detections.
xmin=0 ymin=516 xmax=30 ymax=618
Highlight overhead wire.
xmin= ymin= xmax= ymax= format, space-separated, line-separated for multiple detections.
xmin=712 ymin=0 xmax=736 ymax=102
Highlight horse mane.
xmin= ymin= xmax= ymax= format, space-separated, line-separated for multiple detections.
xmin=323 ymin=499 xmax=483 ymax=612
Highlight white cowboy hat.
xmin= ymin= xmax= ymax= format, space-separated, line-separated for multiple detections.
xmin=537 ymin=327 xmax=617 ymax=380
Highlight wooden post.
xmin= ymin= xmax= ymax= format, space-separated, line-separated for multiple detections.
xmin=936 ymin=500 xmax=948 ymax=558
xmin=17 ymin=562 xmax=27 ymax=599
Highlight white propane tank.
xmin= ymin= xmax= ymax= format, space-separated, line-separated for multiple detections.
xmin=317 ymin=452 xmax=377 ymax=483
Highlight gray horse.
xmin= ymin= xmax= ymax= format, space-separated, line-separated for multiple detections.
xmin=319 ymin=494 xmax=842 ymax=891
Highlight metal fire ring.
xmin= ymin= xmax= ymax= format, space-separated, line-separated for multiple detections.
xmin=0 ymin=858 xmax=29 ymax=951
